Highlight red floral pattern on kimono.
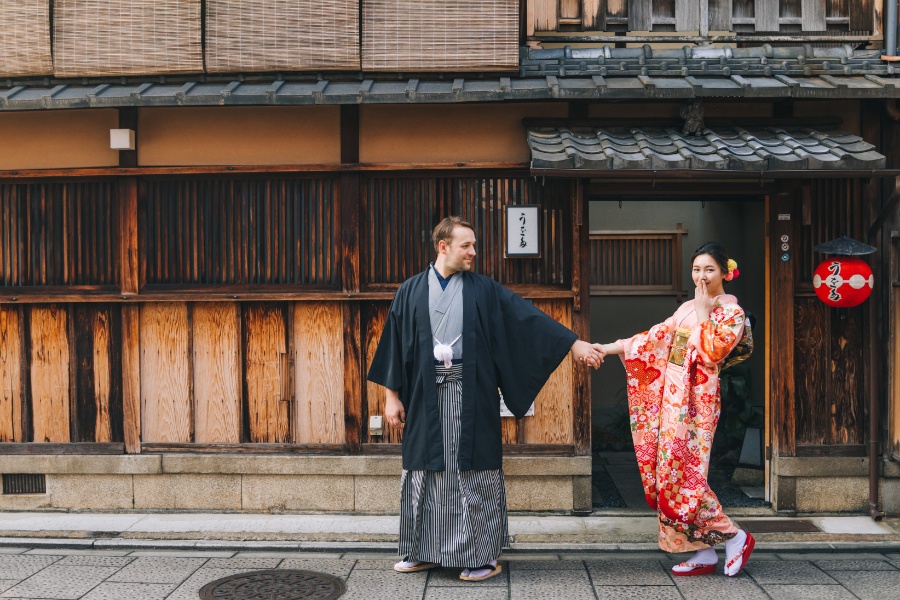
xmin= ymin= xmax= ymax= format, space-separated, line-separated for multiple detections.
xmin=617 ymin=296 xmax=745 ymax=552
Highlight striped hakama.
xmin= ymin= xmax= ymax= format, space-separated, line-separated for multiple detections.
xmin=398 ymin=363 xmax=508 ymax=568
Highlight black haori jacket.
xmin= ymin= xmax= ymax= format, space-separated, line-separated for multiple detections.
xmin=367 ymin=269 xmax=577 ymax=471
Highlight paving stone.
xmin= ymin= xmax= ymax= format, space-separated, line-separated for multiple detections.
xmin=425 ymin=588 xmax=508 ymax=600
xmin=340 ymin=569 xmax=427 ymax=600
xmin=55 ymin=556 xmax=134 ymax=567
xmin=125 ymin=550 xmax=233 ymax=558
xmin=593 ymin=586 xmax=684 ymax=600
xmin=673 ymin=575 xmax=769 ymax=599
xmin=0 ymin=583 xmax=16 ymax=595
xmin=812 ymin=559 xmax=898 ymax=571
xmin=201 ymin=557 xmax=281 ymax=570
xmin=508 ymin=559 xmax=586 ymax=570
xmin=341 ymin=552 xmax=397 ymax=560
xmin=745 ymin=560 xmax=837 ymax=584
xmin=79 ymin=582 xmax=176 ymax=600
xmin=24 ymin=549 xmax=129 ymax=557
xmin=426 ymin=565 xmax=508 ymax=587
xmin=105 ymin=556 xmax=207 ymax=584
xmin=828 ymin=570 xmax=900 ymax=600
xmin=762 ymin=584 xmax=858 ymax=600
xmin=234 ymin=551 xmax=343 ymax=559
xmin=163 ymin=567 xmax=247 ymax=600
xmin=0 ymin=549 xmax=27 ymax=555
xmin=586 ymin=558 xmax=674 ymax=586
xmin=777 ymin=552 xmax=890 ymax=561
xmin=277 ymin=558 xmax=355 ymax=579
xmin=0 ymin=565 xmax=118 ymax=599
xmin=502 ymin=553 xmax=562 ymax=561
xmin=510 ymin=569 xmax=596 ymax=600
xmin=352 ymin=558 xmax=402 ymax=570
xmin=0 ymin=555 xmax=61 ymax=579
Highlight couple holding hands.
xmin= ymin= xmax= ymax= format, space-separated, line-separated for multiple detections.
xmin=368 ymin=216 xmax=755 ymax=582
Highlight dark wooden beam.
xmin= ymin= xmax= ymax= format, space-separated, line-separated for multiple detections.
xmin=0 ymin=442 xmax=124 ymax=455
xmin=121 ymin=305 xmax=141 ymax=454
xmin=771 ymin=188 xmax=798 ymax=456
xmin=117 ymin=108 xmax=138 ymax=169
xmin=140 ymin=443 xmax=346 ymax=454
xmin=571 ymin=180 xmax=592 ymax=456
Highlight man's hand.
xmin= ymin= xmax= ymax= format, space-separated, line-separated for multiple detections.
xmin=385 ymin=389 xmax=406 ymax=429
xmin=571 ymin=339 xmax=603 ymax=369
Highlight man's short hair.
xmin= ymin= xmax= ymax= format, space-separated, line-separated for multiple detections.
xmin=432 ymin=216 xmax=476 ymax=253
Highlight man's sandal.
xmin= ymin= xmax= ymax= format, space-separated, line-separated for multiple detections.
xmin=725 ymin=533 xmax=756 ymax=577
xmin=459 ymin=563 xmax=503 ymax=582
xmin=394 ymin=560 xmax=440 ymax=573
xmin=671 ymin=562 xmax=716 ymax=577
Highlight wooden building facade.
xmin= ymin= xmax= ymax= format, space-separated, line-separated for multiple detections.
xmin=1 ymin=0 xmax=900 ymax=516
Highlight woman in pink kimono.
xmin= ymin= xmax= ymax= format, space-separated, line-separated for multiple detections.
xmin=596 ymin=242 xmax=755 ymax=577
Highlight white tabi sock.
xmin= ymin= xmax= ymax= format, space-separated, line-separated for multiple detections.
xmin=671 ymin=547 xmax=718 ymax=573
xmin=462 ymin=559 xmax=497 ymax=579
xmin=724 ymin=529 xmax=748 ymax=576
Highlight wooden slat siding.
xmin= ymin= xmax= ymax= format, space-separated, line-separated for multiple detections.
xmin=560 ymin=0 xmax=581 ymax=20
xmin=0 ymin=182 xmax=117 ymax=288
xmin=141 ymin=178 xmax=338 ymax=288
xmin=755 ymin=0 xmax=780 ymax=31
xmin=29 ymin=305 xmax=70 ymax=443
xmin=583 ymin=0 xmax=606 ymax=29
xmin=709 ymin=0 xmax=732 ymax=30
xmin=72 ymin=305 xmax=122 ymax=443
xmin=521 ymin=300 xmax=574 ymax=444
xmin=829 ymin=305 xmax=865 ymax=444
xmin=793 ymin=298 xmax=828 ymax=445
xmin=294 ymin=302 xmax=344 ymax=444
xmin=362 ymin=176 xmax=571 ymax=287
xmin=121 ymin=304 xmax=140 ymax=453
xmin=589 ymin=230 xmax=687 ymax=296
xmin=675 ymin=0 xmax=699 ymax=31
xmin=192 ymin=303 xmax=241 ymax=443
xmin=802 ymin=0 xmax=827 ymax=30
xmin=572 ymin=180 xmax=591 ymax=456
xmin=0 ymin=306 xmax=23 ymax=441
xmin=772 ymin=190 xmax=797 ymax=456
xmin=243 ymin=303 xmax=291 ymax=443
xmin=849 ymin=0 xmax=873 ymax=31
xmin=140 ymin=302 xmax=191 ymax=443
xmin=628 ymin=0 xmax=652 ymax=30
xmin=362 ymin=302 xmax=402 ymax=443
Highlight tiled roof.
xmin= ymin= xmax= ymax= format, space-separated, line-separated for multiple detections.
xmin=1 ymin=47 xmax=898 ymax=110
xmin=527 ymin=127 xmax=886 ymax=172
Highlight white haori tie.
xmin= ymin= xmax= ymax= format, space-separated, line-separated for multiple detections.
xmin=433 ymin=333 xmax=462 ymax=368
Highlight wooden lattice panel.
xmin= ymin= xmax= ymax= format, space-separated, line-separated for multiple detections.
xmin=206 ymin=0 xmax=360 ymax=73
xmin=53 ymin=0 xmax=202 ymax=77
xmin=362 ymin=0 xmax=519 ymax=72
xmin=0 ymin=0 xmax=52 ymax=77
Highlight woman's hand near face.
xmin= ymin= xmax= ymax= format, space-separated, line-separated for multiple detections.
xmin=694 ymin=279 xmax=716 ymax=323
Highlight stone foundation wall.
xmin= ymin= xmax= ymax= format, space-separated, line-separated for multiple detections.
xmin=0 ymin=455 xmax=592 ymax=514
xmin=772 ymin=456 xmax=900 ymax=515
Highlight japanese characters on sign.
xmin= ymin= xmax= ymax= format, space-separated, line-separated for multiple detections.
xmin=505 ymin=204 xmax=541 ymax=257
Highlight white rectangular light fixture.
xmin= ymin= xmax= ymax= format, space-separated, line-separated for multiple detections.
xmin=110 ymin=128 xmax=135 ymax=150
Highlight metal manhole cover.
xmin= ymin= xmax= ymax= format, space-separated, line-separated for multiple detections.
xmin=738 ymin=519 xmax=821 ymax=533
xmin=199 ymin=569 xmax=346 ymax=600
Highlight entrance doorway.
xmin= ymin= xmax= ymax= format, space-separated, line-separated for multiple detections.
xmin=587 ymin=197 xmax=769 ymax=512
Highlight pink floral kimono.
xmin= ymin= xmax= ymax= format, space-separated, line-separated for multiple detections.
xmin=617 ymin=295 xmax=746 ymax=552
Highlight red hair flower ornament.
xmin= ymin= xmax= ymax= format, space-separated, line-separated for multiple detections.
xmin=725 ymin=259 xmax=739 ymax=281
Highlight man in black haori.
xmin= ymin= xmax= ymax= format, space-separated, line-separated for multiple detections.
xmin=367 ymin=216 xmax=602 ymax=582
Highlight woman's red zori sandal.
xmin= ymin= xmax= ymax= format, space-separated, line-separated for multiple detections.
xmin=671 ymin=562 xmax=717 ymax=577
xmin=725 ymin=533 xmax=756 ymax=577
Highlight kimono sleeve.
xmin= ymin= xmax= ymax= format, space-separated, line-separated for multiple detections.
xmin=366 ymin=301 xmax=406 ymax=396
xmin=616 ymin=315 xmax=675 ymax=399
xmin=688 ymin=302 xmax=745 ymax=367
xmin=491 ymin=283 xmax=577 ymax=418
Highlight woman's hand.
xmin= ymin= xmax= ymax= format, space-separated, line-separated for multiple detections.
xmin=571 ymin=339 xmax=603 ymax=369
xmin=385 ymin=389 xmax=406 ymax=428
xmin=694 ymin=278 xmax=716 ymax=323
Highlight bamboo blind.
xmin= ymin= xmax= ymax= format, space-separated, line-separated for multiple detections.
xmin=0 ymin=1 xmax=52 ymax=77
xmin=362 ymin=0 xmax=518 ymax=72
xmin=53 ymin=0 xmax=203 ymax=78
xmin=206 ymin=1 xmax=360 ymax=73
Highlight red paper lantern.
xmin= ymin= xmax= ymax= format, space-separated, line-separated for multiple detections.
xmin=813 ymin=257 xmax=874 ymax=308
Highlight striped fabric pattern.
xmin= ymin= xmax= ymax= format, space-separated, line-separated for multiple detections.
xmin=398 ymin=363 xmax=508 ymax=568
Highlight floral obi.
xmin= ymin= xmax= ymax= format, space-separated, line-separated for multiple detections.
xmin=668 ymin=327 xmax=691 ymax=366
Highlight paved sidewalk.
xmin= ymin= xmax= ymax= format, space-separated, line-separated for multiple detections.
xmin=1 ymin=545 xmax=900 ymax=599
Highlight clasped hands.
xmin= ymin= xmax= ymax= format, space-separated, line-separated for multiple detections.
xmin=571 ymin=340 xmax=607 ymax=369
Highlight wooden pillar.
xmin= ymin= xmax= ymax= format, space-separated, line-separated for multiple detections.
xmin=341 ymin=105 xmax=363 ymax=454
xmin=771 ymin=188 xmax=797 ymax=457
xmin=121 ymin=305 xmax=141 ymax=453
xmin=572 ymin=179 xmax=591 ymax=456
